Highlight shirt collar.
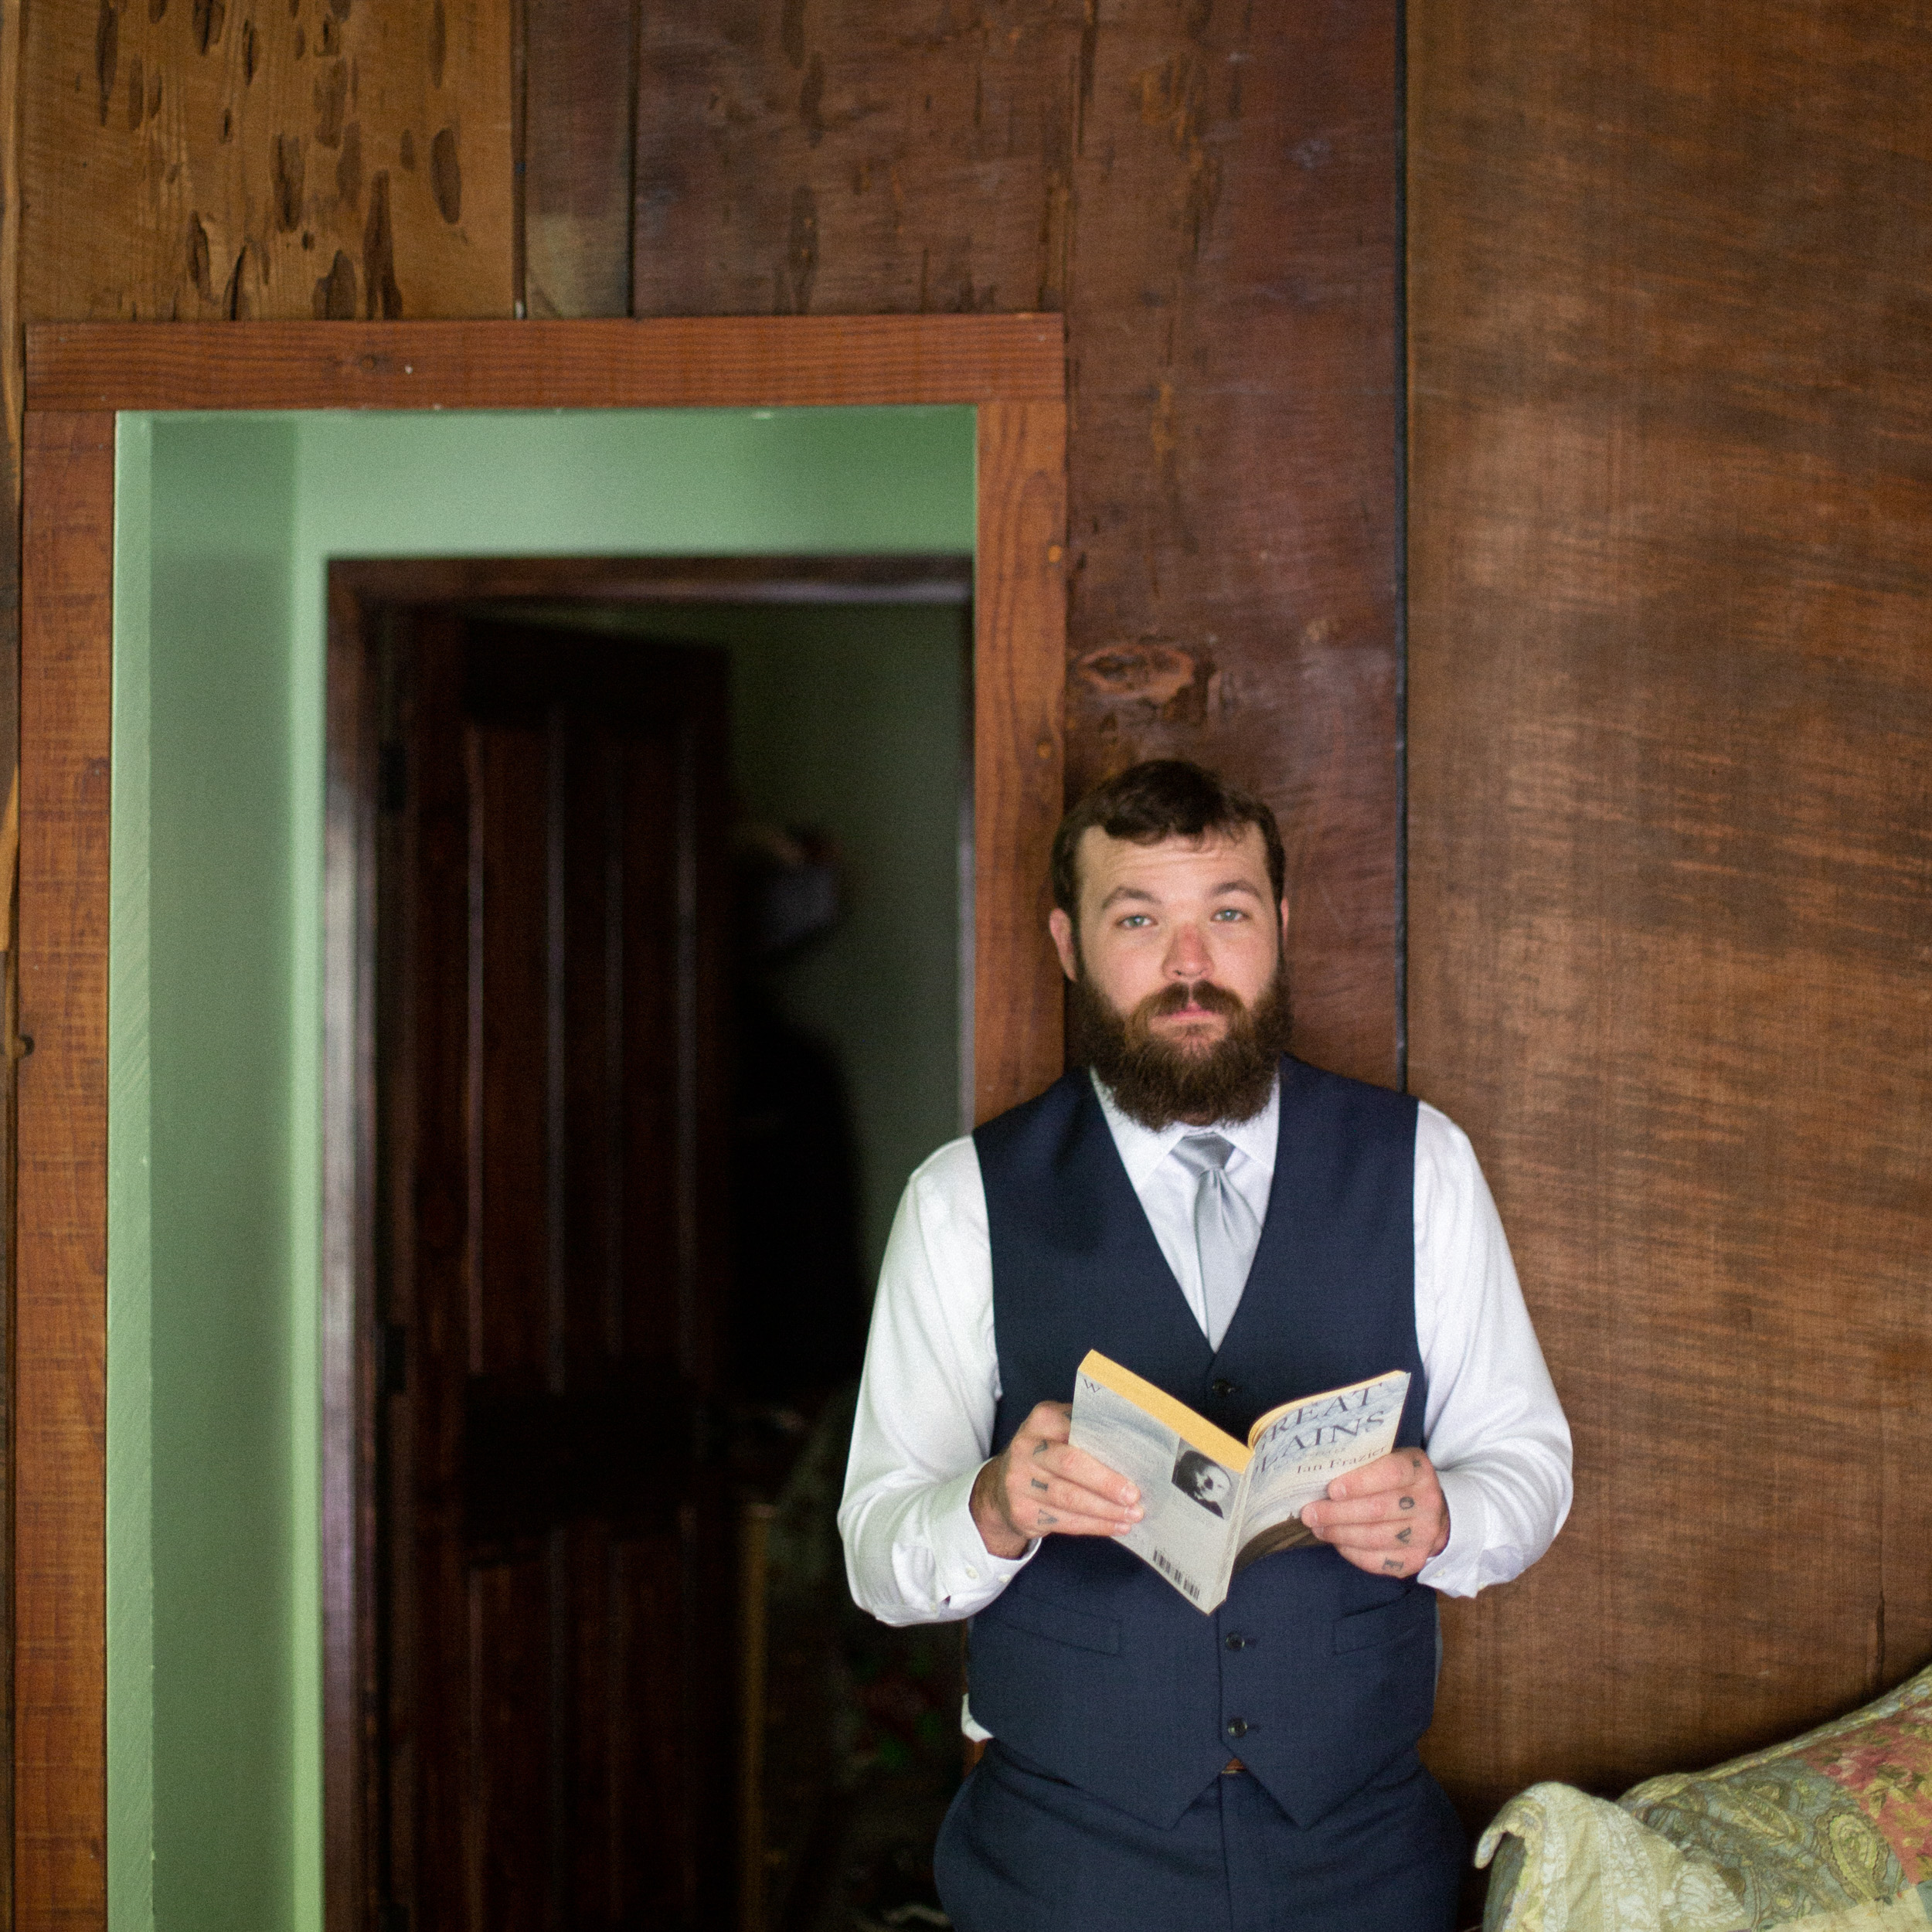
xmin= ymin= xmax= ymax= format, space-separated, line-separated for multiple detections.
xmin=1089 ymin=1067 xmax=1281 ymax=1191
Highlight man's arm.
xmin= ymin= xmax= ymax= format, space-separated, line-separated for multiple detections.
xmin=838 ymin=1139 xmax=1023 ymax=1623
xmin=1307 ymin=1104 xmax=1572 ymax=1594
xmin=839 ymin=1140 xmax=1145 ymax=1621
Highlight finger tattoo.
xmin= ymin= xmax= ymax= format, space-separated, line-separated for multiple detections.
xmin=1396 ymin=1527 xmax=1413 ymax=1545
xmin=1409 ymin=1455 xmax=1423 ymax=1474
xmin=1030 ymin=1478 xmax=1049 ymax=1493
xmin=1032 ymin=1440 xmax=1050 ymax=1458
xmin=1382 ymin=1558 xmax=1404 ymax=1573
xmin=1398 ymin=1495 xmax=1416 ymax=1511
xmin=1037 ymin=1511 xmax=1060 ymax=1527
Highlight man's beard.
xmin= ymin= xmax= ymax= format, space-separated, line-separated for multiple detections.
xmin=1070 ymin=958 xmax=1293 ymax=1131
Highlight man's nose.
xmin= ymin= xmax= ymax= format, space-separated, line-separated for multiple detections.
xmin=1165 ymin=921 xmax=1211 ymax=978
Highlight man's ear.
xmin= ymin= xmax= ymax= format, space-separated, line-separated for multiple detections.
xmin=1277 ymin=895 xmax=1291 ymax=954
xmin=1047 ymin=906 xmax=1080 ymax=983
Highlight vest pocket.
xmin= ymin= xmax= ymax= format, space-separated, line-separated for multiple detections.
xmin=978 ymin=1590 xmax=1123 ymax=1656
xmin=1331 ymin=1587 xmax=1436 ymax=1655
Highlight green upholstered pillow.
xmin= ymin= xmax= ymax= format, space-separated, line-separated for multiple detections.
xmin=1621 ymin=1662 xmax=1932 ymax=1928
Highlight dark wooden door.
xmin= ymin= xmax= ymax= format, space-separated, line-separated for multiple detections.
xmin=377 ymin=614 xmax=734 ymax=1931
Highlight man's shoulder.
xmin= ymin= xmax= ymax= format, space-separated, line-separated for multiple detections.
xmin=906 ymin=1132 xmax=984 ymax=1203
xmin=1281 ymin=1065 xmax=1488 ymax=1189
xmin=970 ymin=1066 xmax=1094 ymax=1161
xmin=1280 ymin=1056 xmax=1419 ymax=1137
xmin=1411 ymin=1098 xmax=1484 ymax=1190
xmin=882 ymin=1134 xmax=990 ymax=1260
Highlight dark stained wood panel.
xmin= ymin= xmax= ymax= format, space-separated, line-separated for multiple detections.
xmin=15 ymin=411 xmax=116 ymax=1929
xmin=634 ymin=6 xmax=1082 ymax=320
xmin=634 ymin=1 xmax=1403 ymax=1086
xmin=26 ymin=315 xmax=1063 ymax=412
xmin=20 ymin=0 xmax=513 ymax=324
xmin=524 ymin=0 xmax=635 ymax=318
xmin=1059 ymin=3 xmax=1401 ymax=1086
xmin=1409 ymin=3 xmax=1932 ymax=1823
xmin=386 ymin=620 xmax=737 ymax=1928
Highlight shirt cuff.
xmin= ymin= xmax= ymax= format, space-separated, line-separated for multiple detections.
xmin=929 ymin=1466 xmax=1038 ymax=1612
xmin=1417 ymin=1468 xmax=1488 ymax=1599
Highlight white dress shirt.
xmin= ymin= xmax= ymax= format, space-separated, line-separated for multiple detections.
xmin=838 ymin=1073 xmax=1573 ymax=1685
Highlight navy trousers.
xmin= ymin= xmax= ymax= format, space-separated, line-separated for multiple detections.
xmin=935 ymin=1743 xmax=1466 ymax=1932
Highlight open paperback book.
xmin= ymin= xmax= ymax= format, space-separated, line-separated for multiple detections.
xmin=1067 ymin=1350 xmax=1411 ymax=1614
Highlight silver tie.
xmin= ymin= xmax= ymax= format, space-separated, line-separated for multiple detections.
xmin=1171 ymin=1132 xmax=1261 ymax=1349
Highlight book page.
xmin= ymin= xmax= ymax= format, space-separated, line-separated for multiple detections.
xmin=1068 ymin=1355 xmax=1249 ymax=1614
xmin=1231 ymin=1370 xmax=1411 ymax=1576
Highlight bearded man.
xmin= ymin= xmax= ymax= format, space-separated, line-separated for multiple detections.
xmin=838 ymin=760 xmax=1571 ymax=1932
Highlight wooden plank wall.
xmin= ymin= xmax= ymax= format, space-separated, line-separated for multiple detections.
xmin=18 ymin=0 xmax=1932 ymax=1902
xmin=9 ymin=2 xmax=1405 ymax=1916
xmin=1409 ymin=5 xmax=1932 ymax=1822
xmin=632 ymin=2 xmax=1405 ymax=1083
xmin=15 ymin=4 xmax=1406 ymax=1044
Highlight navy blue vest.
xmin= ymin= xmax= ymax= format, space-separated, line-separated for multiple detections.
xmin=968 ymin=1056 xmax=1438 ymax=1831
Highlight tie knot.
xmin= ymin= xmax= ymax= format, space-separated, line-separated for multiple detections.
xmin=1174 ymin=1131 xmax=1236 ymax=1176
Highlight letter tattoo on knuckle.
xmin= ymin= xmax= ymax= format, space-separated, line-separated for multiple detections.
xmin=1029 ymin=1478 xmax=1049 ymax=1493
xmin=1382 ymin=1557 xmax=1404 ymax=1573
xmin=1396 ymin=1527 xmax=1413 ymax=1544
xmin=1037 ymin=1511 xmax=1059 ymax=1528
xmin=1398 ymin=1495 xmax=1416 ymax=1511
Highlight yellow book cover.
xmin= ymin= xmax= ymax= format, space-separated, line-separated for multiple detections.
xmin=1068 ymin=1350 xmax=1411 ymax=1614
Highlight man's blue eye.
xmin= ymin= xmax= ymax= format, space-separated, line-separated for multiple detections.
xmin=1212 ymin=908 xmax=1245 ymax=920
xmin=1120 ymin=913 xmax=1151 ymax=928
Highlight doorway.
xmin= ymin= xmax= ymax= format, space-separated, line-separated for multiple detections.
xmin=18 ymin=315 xmax=1066 ymax=1932
xmin=334 ymin=557 xmax=973 ymax=1930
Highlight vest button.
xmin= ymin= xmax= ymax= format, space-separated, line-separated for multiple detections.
xmin=1224 ymin=1633 xmax=1250 ymax=1651
xmin=1226 ymin=1717 xmax=1250 ymax=1740
xmin=1211 ymin=1378 xmax=1236 ymax=1399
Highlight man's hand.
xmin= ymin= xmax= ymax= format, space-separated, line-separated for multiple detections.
xmin=970 ymin=1400 xmax=1144 ymax=1560
xmin=1300 ymin=1448 xmax=1450 ymax=1580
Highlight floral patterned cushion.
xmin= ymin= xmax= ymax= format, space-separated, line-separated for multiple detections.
xmin=1621 ymin=1662 xmax=1932 ymax=1928
xmin=1478 ymin=1781 xmax=1746 ymax=1931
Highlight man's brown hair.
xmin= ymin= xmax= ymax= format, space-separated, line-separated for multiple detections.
xmin=1050 ymin=760 xmax=1286 ymax=917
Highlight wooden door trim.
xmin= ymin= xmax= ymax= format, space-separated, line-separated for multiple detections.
xmin=972 ymin=400 xmax=1067 ymax=1117
xmin=16 ymin=316 xmax=1066 ymax=1932
xmin=25 ymin=316 xmax=1063 ymax=412
xmin=326 ymin=553 xmax=975 ymax=608
xmin=16 ymin=411 xmax=115 ymax=1930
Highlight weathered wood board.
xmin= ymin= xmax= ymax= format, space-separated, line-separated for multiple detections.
xmin=1410 ymin=1 xmax=1932 ymax=1822
xmin=21 ymin=0 xmax=513 ymax=323
xmin=523 ymin=0 xmax=634 ymax=318
xmin=634 ymin=0 xmax=1404 ymax=1085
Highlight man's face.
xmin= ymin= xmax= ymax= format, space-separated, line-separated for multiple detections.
xmin=1197 ymin=1464 xmax=1233 ymax=1506
xmin=1048 ymin=825 xmax=1287 ymax=1049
